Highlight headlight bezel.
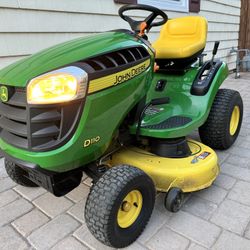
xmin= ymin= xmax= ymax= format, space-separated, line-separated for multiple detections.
xmin=27 ymin=66 xmax=88 ymax=105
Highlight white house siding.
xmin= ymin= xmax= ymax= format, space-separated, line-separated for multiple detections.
xmin=0 ymin=0 xmax=241 ymax=70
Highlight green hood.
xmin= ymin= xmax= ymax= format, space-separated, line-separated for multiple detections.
xmin=0 ymin=31 xmax=141 ymax=87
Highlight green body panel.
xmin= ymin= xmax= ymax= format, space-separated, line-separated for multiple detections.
xmin=0 ymin=67 xmax=152 ymax=172
xmin=0 ymin=32 xmax=145 ymax=87
xmin=0 ymin=31 xmax=154 ymax=172
xmin=0 ymin=30 xmax=228 ymax=173
xmin=129 ymin=63 xmax=229 ymax=138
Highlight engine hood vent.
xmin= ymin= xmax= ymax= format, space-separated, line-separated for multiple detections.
xmin=81 ymin=46 xmax=150 ymax=78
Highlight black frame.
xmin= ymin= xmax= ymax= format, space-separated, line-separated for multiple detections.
xmin=114 ymin=0 xmax=201 ymax=13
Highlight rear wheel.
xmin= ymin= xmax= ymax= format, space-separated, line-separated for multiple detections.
xmin=5 ymin=159 xmax=38 ymax=187
xmin=199 ymin=89 xmax=243 ymax=149
xmin=84 ymin=165 xmax=155 ymax=248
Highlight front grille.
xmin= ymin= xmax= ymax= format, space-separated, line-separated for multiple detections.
xmin=0 ymin=89 xmax=28 ymax=148
xmin=0 ymin=87 xmax=83 ymax=152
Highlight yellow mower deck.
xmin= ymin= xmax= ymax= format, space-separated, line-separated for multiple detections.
xmin=110 ymin=140 xmax=219 ymax=193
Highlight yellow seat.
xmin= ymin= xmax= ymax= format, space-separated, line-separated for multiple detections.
xmin=152 ymin=16 xmax=208 ymax=59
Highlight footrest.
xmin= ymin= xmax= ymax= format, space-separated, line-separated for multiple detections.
xmin=143 ymin=116 xmax=192 ymax=129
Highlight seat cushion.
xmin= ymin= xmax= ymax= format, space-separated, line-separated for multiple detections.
xmin=152 ymin=16 xmax=208 ymax=59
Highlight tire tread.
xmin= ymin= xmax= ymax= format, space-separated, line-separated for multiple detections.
xmin=84 ymin=165 xmax=155 ymax=247
xmin=5 ymin=159 xmax=38 ymax=187
xmin=199 ymin=88 xmax=243 ymax=149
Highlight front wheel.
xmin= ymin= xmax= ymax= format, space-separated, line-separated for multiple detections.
xmin=199 ymin=89 xmax=243 ymax=149
xmin=84 ymin=165 xmax=155 ymax=248
xmin=5 ymin=159 xmax=38 ymax=187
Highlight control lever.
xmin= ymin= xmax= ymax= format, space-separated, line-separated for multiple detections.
xmin=211 ymin=41 xmax=220 ymax=66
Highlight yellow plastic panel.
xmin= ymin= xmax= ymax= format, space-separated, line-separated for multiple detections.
xmin=109 ymin=140 xmax=219 ymax=193
xmin=152 ymin=16 xmax=208 ymax=59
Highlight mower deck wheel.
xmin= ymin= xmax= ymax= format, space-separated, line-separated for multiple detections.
xmin=84 ymin=165 xmax=155 ymax=248
xmin=5 ymin=159 xmax=38 ymax=187
xmin=164 ymin=188 xmax=184 ymax=213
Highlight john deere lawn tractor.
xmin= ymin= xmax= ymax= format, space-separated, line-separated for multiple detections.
xmin=0 ymin=4 xmax=243 ymax=248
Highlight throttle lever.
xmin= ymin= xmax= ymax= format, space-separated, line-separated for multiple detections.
xmin=211 ymin=41 xmax=220 ymax=66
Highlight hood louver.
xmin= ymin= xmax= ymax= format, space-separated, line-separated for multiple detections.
xmin=83 ymin=46 xmax=150 ymax=73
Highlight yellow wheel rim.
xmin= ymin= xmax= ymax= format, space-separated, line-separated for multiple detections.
xmin=230 ymin=106 xmax=240 ymax=136
xmin=117 ymin=190 xmax=143 ymax=228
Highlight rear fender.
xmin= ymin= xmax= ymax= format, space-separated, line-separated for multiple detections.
xmin=202 ymin=61 xmax=229 ymax=120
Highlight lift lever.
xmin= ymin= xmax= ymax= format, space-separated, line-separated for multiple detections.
xmin=211 ymin=41 xmax=220 ymax=66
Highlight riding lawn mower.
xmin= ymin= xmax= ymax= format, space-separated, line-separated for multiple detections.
xmin=0 ymin=4 xmax=243 ymax=248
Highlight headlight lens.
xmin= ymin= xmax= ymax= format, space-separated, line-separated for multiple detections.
xmin=27 ymin=66 xmax=88 ymax=104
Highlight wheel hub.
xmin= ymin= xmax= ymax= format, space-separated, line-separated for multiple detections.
xmin=230 ymin=105 xmax=240 ymax=136
xmin=122 ymin=201 xmax=132 ymax=212
xmin=173 ymin=194 xmax=182 ymax=210
xmin=117 ymin=190 xmax=143 ymax=228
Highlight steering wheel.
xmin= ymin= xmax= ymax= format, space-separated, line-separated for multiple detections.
xmin=119 ymin=4 xmax=168 ymax=34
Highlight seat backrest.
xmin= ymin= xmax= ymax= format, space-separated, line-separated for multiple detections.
xmin=153 ymin=16 xmax=208 ymax=59
xmin=162 ymin=16 xmax=207 ymax=39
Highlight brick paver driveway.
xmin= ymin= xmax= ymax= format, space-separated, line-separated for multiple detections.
xmin=0 ymin=73 xmax=250 ymax=250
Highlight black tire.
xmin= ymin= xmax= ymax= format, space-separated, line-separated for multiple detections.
xmin=164 ymin=188 xmax=184 ymax=213
xmin=84 ymin=165 xmax=155 ymax=248
xmin=199 ymin=88 xmax=243 ymax=149
xmin=5 ymin=159 xmax=38 ymax=187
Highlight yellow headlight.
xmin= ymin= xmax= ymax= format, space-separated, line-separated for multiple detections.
xmin=27 ymin=67 xmax=87 ymax=104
